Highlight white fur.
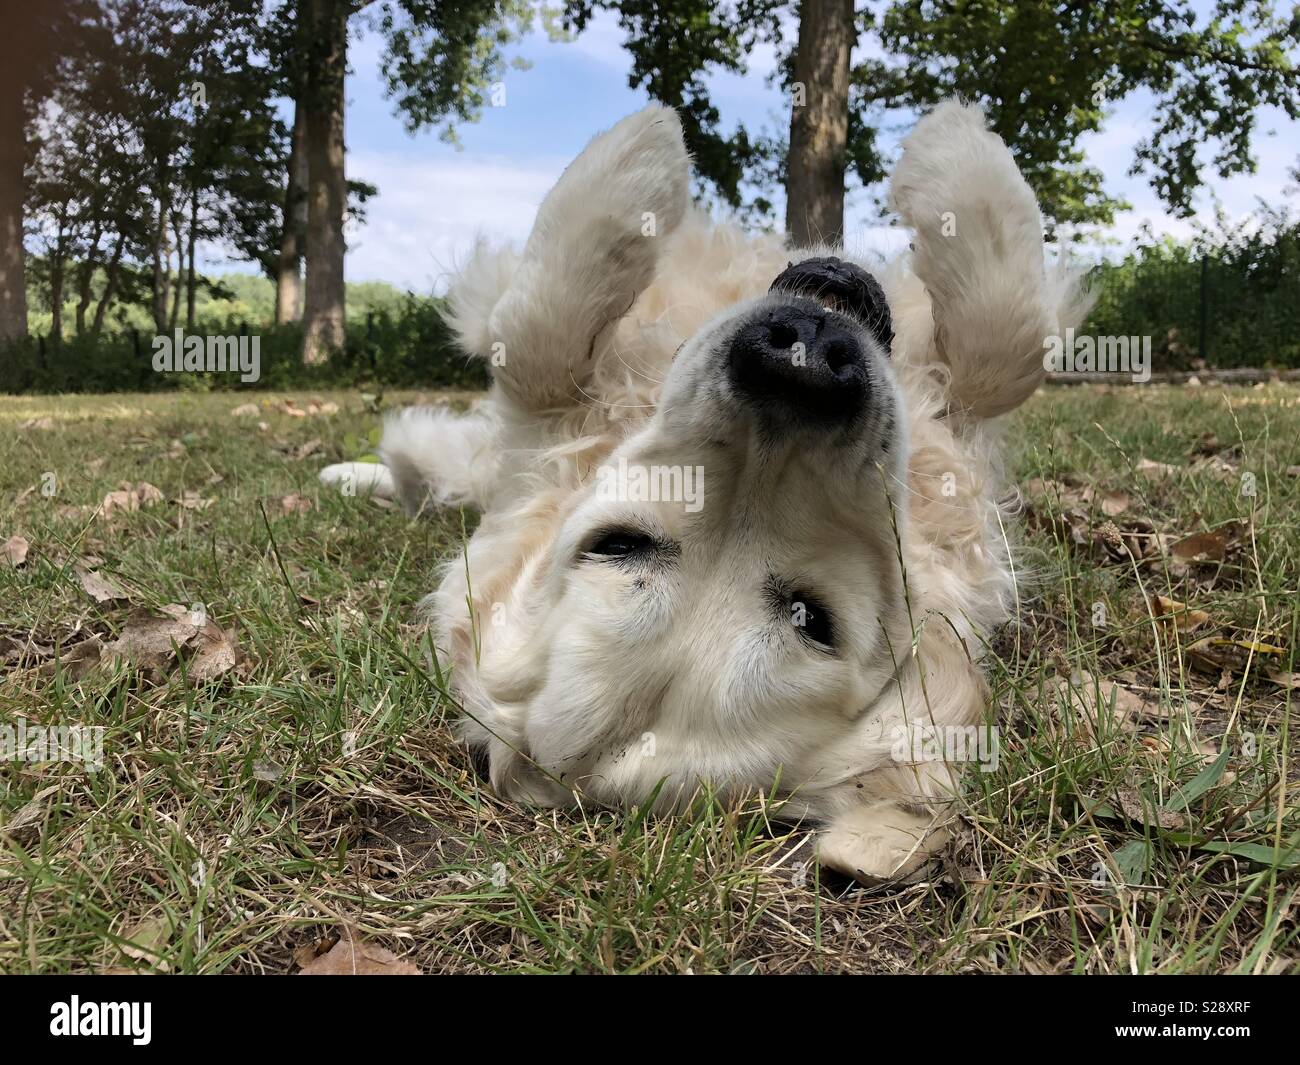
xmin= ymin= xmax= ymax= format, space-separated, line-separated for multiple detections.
xmin=323 ymin=102 xmax=1089 ymax=881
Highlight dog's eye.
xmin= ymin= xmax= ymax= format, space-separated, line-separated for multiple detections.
xmin=584 ymin=528 xmax=656 ymax=559
xmin=791 ymin=594 xmax=835 ymax=650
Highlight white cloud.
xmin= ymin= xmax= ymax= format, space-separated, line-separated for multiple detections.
xmin=342 ymin=150 xmax=564 ymax=292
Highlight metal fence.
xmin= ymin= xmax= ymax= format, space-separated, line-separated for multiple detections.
xmin=1083 ymin=248 xmax=1300 ymax=370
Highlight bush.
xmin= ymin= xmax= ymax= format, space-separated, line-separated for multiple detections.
xmin=1083 ymin=206 xmax=1300 ymax=370
xmin=0 ymin=295 xmax=489 ymax=394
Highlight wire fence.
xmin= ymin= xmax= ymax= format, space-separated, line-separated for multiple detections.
xmin=1084 ymin=247 xmax=1300 ymax=370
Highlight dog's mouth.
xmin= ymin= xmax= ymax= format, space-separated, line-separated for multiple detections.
xmin=768 ymin=256 xmax=894 ymax=356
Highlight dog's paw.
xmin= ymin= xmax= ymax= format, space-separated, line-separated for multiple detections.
xmin=889 ymin=100 xmax=1029 ymax=232
xmin=816 ymin=803 xmax=949 ymax=884
xmin=319 ymin=461 xmax=396 ymax=499
xmin=534 ymin=104 xmax=690 ymax=248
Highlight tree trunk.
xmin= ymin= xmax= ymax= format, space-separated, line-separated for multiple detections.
xmin=0 ymin=80 xmax=27 ymax=341
xmin=168 ymin=211 xmax=183 ymax=332
xmin=91 ymin=232 xmax=126 ymax=337
xmin=785 ymin=0 xmax=854 ymax=247
xmin=185 ymin=187 xmax=198 ymax=330
xmin=151 ymin=195 xmax=170 ymax=335
xmin=301 ymin=0 xmax=347 ymax=365
xmin=275 ymin=96 xmax=308 ymax=324
xmin=74 ymin=227 xmax=103 ymax=336
xmin=49 ymin=244 xmax=65 ymax=348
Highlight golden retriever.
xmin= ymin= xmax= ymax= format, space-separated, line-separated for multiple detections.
xmin=322 ymin=101 xmax=1089 ymax=881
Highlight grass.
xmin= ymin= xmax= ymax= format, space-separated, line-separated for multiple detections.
xmin=1 ymin=384 xmax=1297 ymax=974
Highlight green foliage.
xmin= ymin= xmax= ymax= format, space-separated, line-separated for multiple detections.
xmin=569 ymin=1 xmax=1300 ymax=232
xmin=1084 ymin=204 xmax=1300 ymax=369
xmin=2 ymin=284 xmax=488 ymax=394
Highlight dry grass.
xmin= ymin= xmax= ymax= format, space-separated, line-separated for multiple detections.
xmin=1 ymin=383 xmax=1297 ymax=973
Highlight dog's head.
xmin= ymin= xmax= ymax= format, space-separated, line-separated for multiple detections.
xmin=464 ymin=251 xmax=914 ymax=807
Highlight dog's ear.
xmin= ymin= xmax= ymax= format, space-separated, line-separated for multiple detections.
xmin=448 ymin=106 xmax=691 ymax=412
xmin=889 ymin=101 xmax=1089 ymax=419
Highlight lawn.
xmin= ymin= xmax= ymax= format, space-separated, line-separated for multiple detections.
xmin=1 ymin=384 xmax=1297 ymax=974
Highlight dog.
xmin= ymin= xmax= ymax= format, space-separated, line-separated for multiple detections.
xmin=321 ymin=101 xmax=1090 ymax=882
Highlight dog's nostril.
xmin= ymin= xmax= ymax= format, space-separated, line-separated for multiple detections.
xmin=767 ymin=322 xmax=798 ymax=351
xmin=823 ymin=339 xmax=855 ymax=375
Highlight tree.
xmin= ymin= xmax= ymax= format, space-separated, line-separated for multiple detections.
xmin=299 ymin=0 xmax=350 ymax=364
xmin=785 ymin=0 xmax=853 ymax=245
xmin=566 ymin=1 xmax=1300 ymax=240
xmin=0 ymin=2 xmax=88 ymax=342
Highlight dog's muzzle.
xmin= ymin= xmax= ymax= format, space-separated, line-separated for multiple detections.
xmin=726 ymin=299 xmax=869 ymax=423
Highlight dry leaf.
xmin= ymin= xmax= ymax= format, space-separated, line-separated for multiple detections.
xmin=2 ymin=535 xmax=29 ymax=567
xmin=2 ymin=785 xmax=60 ymax=841
xmin=1266 ymin=669 xmax=1300 ymax=690
xmin=102 ymin=605 xmax=242 ymax=682
xmin=100 ymin=481 xmax=165 ymax=518
xmin=1152 ymin=595 xmax=1212 ymax=633
xmin=1136 ymin=458 xmax=1178 ymax=480
xmin=1100 ymin=491 xmax=1130 ymax=516
xmin=31 ymin=637 xmax=104 ymax=681
xmin=1169 ymin=529 xmax=1233 ymax=563
xmin=77 ymin=567 xmax=129 ymax=604
xmin=175 ymin=491 xmax=215 ymax=510
xmin=1187 ymin=636 xmax=1286 ymax=677
xmin=1115 ymin=788 xmax=1187 ymax=831
xmin=297 ymin=931 xmax=420 ymax=976
xmin=1056 ymin=672 xmax=1150 ymax=738
xmin=120 ymin=915 xmax=173 ymax=972
xmin=280 ymin=493 xmax=313 ymax=516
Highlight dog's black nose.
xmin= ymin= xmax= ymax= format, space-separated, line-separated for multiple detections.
xmin=727 ymin=302 xmax=868 ymax=421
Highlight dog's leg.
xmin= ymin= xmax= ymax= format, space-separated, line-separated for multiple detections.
xmin=811 ymin=628 xmax=987 ymax=883
xmin=457 ymin=105 xmax=690 ymax=412
xmin=318 ymin=461 xmax=396 ymax=499
xmin=888 ymin=101 xmax=1089 ymax=418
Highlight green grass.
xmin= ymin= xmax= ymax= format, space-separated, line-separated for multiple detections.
xmin=1 ymin=384 xmax=1297 ymax=974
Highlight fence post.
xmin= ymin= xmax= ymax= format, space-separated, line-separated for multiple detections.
xmin=1197 ymin=255 xmax=1208 ymax=363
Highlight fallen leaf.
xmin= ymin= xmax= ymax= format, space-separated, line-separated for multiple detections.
xmin=1056 ymin=672 xmax=1151 ymax=738
xmin=280 ymin=493 xmax=313 ymax=516
xmin=120 ymin=915 xmax=173 ymax=972
xmin=2 ymin=535 xmax=29 ymax=567
xmin=292 ymin=936 xmax=339 ymax=969
xmin=1100 ymin=491 xmax=1130 ymax=516
xmin=1266 ymin=669 xmax=1300 ymax=690
xmin=175 ymin=491 xmax=215 ymax=510
xmin=101 ymin=605 xmax=241 ymax=682
xmin=290 ymin=438 xmax=322 ymax=461
xmin=76 ymin=567 xmax=129 ymax=604
xmin=31 ymin=637 xmax=104 ymax=680
xmin=297 ymin=931 xmax=420 ymax=976
xmin=99 ymin=481 xmax=165 ymax=518
xmin=1152 ymin=595 xmax=1212 ymax=633
xmin=2 ymin=785 xmax=60 ymax=841
xmin=1187 ymin=636 xmax=1286 ymax=677
xmin=1136 ymin=457 xmax=1178 ymax=480
xmin=1116 ymin=788 xmax=1187 ymax=831
xmin=1167 ymin=522 xmax=1246 ymax=564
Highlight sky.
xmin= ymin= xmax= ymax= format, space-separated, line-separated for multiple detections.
xmin=214 ymin=8 xmax=1300 ymax=292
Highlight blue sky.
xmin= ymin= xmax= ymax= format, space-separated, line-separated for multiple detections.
xmin=236 ymin=8 xmax=1300 ymax=291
